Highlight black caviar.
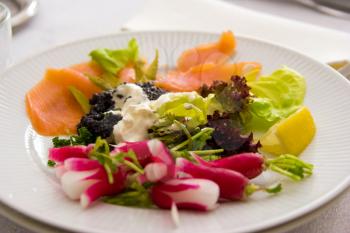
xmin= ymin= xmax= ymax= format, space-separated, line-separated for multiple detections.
xmin=77 ymin=112 xmax=122 ymax=139
xmin=136 ymin=82 xmax=167 ymax=100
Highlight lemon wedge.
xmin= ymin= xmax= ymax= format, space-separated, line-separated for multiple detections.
xmin=260 ymin=106 xmax=316 ymax=156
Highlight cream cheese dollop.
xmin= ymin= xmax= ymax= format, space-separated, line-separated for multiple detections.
xmin=112 ymin=84 xmax=156 ymax=143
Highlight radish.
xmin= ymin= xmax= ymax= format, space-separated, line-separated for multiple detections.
xmin=49 ymin=145 xmax=93 ymax=163
xmin=191 ymin=153 xmax=313 ymax=181
xmin=176 ymin=158 xmax=249 ymax=200
xmin=112 ymin=141 xmax=153 ymax=166
xmin=145 ymin=139 xmax=176 ymax=182
xmin=58 ymin=158 xmax=127 ymax=207
xmin=113 ymin=139 xmax=176 ymax=182
xmin=144 ymin=163 xmax=168 ymax=182
xmin=192 ymin=153 xmax=264 ymax=179
xmin=151 ymin=178 xmax=219 ymax=211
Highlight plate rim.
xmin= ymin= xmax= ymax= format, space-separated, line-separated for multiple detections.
xmin=1 ymin=30 xmax=350 ymax=233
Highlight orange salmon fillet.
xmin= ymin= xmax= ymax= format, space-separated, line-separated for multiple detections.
xmin=71 ymin=61 xmax=104 ymax=77
xmin=156 ymin=62 xmax=261 ymax=92
xmin=26 ymin=68 xmax=101 ymax=136
xmin=176 ymin=31 xmax=236 ymax=72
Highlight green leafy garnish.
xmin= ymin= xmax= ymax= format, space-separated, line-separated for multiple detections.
xmin=89 ymin=137 xmax=115 ymax=184
xmin=52 ymin=127 xmax=94 ymax=147
xmin=245 ymin=183 xmax=283 ymax=196
xmin=266 ymin=154 xmax=313 ymax=181
xmin=171 ymin=127 xmax=214 ymax=151
xmin=68 ymin=86 xmax=90 ymax=114
xmin=47 ymin=160 xmax=56 ymax=167
xmin=144 ymin=49 xmax=159 ymax=81
xmin=134 ymin=50 xmax=159 ymax=82
xmin=265 ymin=183 xmax=283 ymax=194
xmin=149 ymin=92 xmax=214 ymax=148
xmin=200 ymin=154 xmax=222 ymax=161
xmin=90 ymin=38 xmax=139 ymax=75
xmin=103 ymin=179 xmax=153 ymax=208
xmin=247 ymin=67 xmax=306 ymax=131
xmin=52 ymin=137 xmax=71 ymax=147
xmin=89 ymin=38 xmax=159 ymax=87
xmin=89 ymin=137 xmax=144 ymax=184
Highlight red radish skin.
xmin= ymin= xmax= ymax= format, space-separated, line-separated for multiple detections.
xmin=112 ymin=141 xmax=153 ymax=166
xmin=151 ymin=178 xmax=219 ymax=211
xmin=177 ymin=158 xmax=249 ymax=200
xmin=49 ymin=145 xmax=92 ymax=163
xmin=59 ymin=158 xmax=127 ymax=208
xmin=146 ymin=139 xmax=176 ymax=181
xmin=192 ymin=153 xmax=264 ymax=179
xmin=113 ymin=140 xmax=176 ymax=182
xmin=144 ymin=163 xmax=168 ymax=182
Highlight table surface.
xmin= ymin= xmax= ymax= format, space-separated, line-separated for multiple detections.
xmin=2 ymin=0 xmax=350 ymax=232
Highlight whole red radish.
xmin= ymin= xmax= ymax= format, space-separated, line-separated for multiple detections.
xmin=176 ymin=158 xmax=249 ymax=200
xmin=192 ymin=152 xmax=264 ymax=179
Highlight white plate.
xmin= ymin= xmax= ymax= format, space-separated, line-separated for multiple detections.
xmin=1 ymin=31 xmax=350 ymax=233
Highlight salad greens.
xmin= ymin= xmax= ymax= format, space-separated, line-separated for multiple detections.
xmin=88 ymin=39 xmax=159 ymax=91
xmin=90 ymin=38 xmax=139 ymax=75
xmin=155 ymin=92 xmax=214 ymax=129
xmin=34 ymin=34 xmax=316 ymax=217
xmin=103 ymin=180 xmax=153 ymax=208
xmin=247 ymin=67 xmax=306 ymax=131
xmin=89 ymin=137 xmax=144 ymax=184
xmin=201 ymin=75 xmax=251 ymax=114
xmin=135 ymin=49 xmax=159 ymax=82
xmin=52 ymin=127 xmax=94 ymax=147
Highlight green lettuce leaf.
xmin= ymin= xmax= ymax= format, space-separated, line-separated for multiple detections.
xmin=68 ymin=86 xmax=90 ymax=113
xmin=155 ymin=92 xmax=213 ymax=129
xmin=144 ymin=49 xmax=159 ymax=81
xmin=89 ymin=38 xmax=139 ymax=75
xmin=247 ymin=67 xmax=306 ymax=131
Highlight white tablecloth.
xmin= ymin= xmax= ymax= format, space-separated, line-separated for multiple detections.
xmin=2 ymin=0 xmax=350 ymax=232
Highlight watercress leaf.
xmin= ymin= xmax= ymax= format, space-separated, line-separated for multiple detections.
xmin=52 ymin=137 xmax=72 ymax=148
xmin=47 ymin=160 xmax=56 ymax=167
xmin=51 ymin=127 xmax=94 ymax=147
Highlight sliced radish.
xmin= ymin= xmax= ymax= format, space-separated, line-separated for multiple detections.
xmin=151 ymin=178 xmax=219 ymax=211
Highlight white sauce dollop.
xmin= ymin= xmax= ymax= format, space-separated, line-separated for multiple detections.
xmin=111 ymin=85 xmax=199 ymax=143
xmin=112 ymin=84 xmax=156 ymax=143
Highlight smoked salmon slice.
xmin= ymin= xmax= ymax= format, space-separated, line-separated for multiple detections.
xmin=156 ymin=62 xmax=261 ymax=92
xmin=176 ymin=31 xmax=236 ymax=72
xmin=26 ymin=68 xmax=101 ymax=136
xmin=72 ymin=61 xmax=137 ymax=84
xmin=71 ymin=61 xmax=104 ymax=77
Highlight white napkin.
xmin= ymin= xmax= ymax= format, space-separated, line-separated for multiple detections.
xmin=124 ymin=0 xmax=350 ymax=63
